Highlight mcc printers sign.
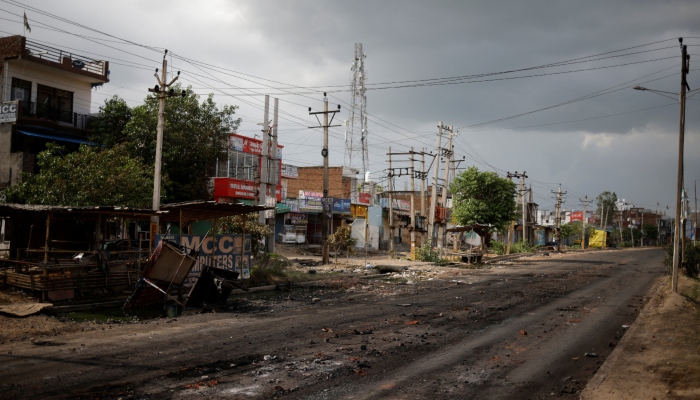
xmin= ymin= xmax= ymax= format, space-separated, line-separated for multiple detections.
xmin=0 ymin=101 xmax=18 ymax=123
xmin=155 ymin=234 xmax=252 ymax=284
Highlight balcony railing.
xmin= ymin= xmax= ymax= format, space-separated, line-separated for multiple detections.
xmin=19 ymin=101 xmax=95 ymax=130
xmin=25 ymin=40 xmax=107 ymax=77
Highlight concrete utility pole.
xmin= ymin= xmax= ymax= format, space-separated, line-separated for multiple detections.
xmin=259 ymin=96 xmax=270 ymax=226
xmin=268 ymin=97 xmax=279 ymax=253
xmin=506 ymin=171 xmax=527 ymax=254
xmin=520 ymin=179 xmax=528 ymax=245
xmin=385 ymin=150 xmax=418 ymax=258
xmin=388 ymin=147 xmax=394 ymax=256
xmin=410 ymin=146 xmax=415 ymax=259
xmin=672 ymin=40 xmax=689 ymax=293
xmin=148 ymin=50 xmax=181 ymax=245
xmin=438 ymin=127 xmax=454 ymax=253
xmin=579 ymin=195 xmax=593 ymax=249
xmin=421 ymin=148 xmax=427 ymax=248
xmin=309 ymin=93 xmax=341 ymax=265
xmin=428 ymin=122 xmax=444 ymax=247
xmin=552 ymin=185 xmax=567 ymax=252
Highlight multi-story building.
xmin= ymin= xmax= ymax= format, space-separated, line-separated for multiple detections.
xmin=0 ymin=35 xmax=110 ymax=189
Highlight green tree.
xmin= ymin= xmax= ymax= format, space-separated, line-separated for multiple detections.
xmin=450 ymin=166 xmax=517 ymax=241
xmin=93 ymin=85 xmax=241 ymax=203
xmin=642 ymin=223 xmax=658 ymax=243
xmin=6 ymin=143 xmax=154 ymax=207
xmin=596 ymin=191 xmax=618 ymax=228
xmin=560 ymin=223 xmax=576 ymax=242
xmin=327 ymin=223 xmax=356 ymax=265
xmin=218 ymin=213 xmax=272 ymax=256
xmin=90 ymin=95 xmax=133 ymax=148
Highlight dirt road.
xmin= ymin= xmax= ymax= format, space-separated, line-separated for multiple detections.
xmin=0 ymin=248 xmax=664 ymax=399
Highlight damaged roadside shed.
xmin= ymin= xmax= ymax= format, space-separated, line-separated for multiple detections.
xmin=0 ymin=203 xmax=164 ymax=301
xmin=0 ymin=201 xmax=272 ymax=303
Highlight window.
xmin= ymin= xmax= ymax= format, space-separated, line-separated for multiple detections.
xmin=36 ymin=84 xmax=73 ymax=124
xmin=228 ymin=150 xmax=259 ymax=181
xmin=11 ymin=78 xmax=31 ymax=115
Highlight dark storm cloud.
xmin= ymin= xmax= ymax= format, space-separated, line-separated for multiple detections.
xmin=3 ymin=0 xmax=699 ymax=213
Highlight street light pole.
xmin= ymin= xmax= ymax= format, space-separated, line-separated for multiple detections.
xmin=672 ymin=42 xmax=688 ymax=292
xmin=633 ymin=39 xmax=689 ymax=293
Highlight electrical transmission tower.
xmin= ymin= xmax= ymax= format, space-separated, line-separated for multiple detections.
xmin=345 ymin=43 xmax=369 ymax=175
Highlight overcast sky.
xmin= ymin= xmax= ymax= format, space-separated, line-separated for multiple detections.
xmin=2 ymin=0 xmax=699 ymax=215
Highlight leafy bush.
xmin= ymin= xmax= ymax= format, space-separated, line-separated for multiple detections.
xmin=663 ymin=241 xmax=700 ymax=277
xmin=510 ymin=240 xmax=538 ymax=254
xmin=490 ymin=241 xmax=506 ymax=255
xmin=249 ymin=253 xmax=289 ymax=285
xmin=415 ymin=240 xmax=441 ymax=262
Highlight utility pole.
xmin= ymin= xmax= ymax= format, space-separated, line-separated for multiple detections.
xmin=259 ymin=96 xmax=270 ymax=227
xmin=386 ymin=150 xmax=420 ymax=258
xmin=438 ymin=127 xmax=454 ymax=253
xmin=148 ymin=50 xmax=181 ymax=247
xmin=410 ymin=146 xmax=415 ymax=259
xmin=388 ymin=147 xmax=395 ymax=257
xmin=309 ymin=93 xmax=341 ymax=265
xmin=268 ymin=97 xmax=279 ymax=253
xmin=579 ymin=195 xmax=593 ymax=249
xmin=552 ymin=185 xmax=566 ymax=252
xmin=421 ymin=148 xmax=427 ymax=248
xmin=695 ymin=180 xmax=697 ymax=246
xmin=506 ymin=171 xmax=527 ymax=254
xmin=428 ymin=122 xmax=444 ymax=248
xmin=672 ymin=40 xmax=689 ymax=293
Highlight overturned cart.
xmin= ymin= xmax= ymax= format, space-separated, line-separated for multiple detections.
xmin=123 ymin=239 xmax=241 ymax=309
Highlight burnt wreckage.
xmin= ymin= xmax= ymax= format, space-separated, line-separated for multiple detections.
xmin=0 ymin=201 xmax=271 ymax=308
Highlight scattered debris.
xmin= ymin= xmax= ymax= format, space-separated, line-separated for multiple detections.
xmin=519 ymin=330 xmax=527 ymax=336
xmin=584 ymin=352 xmax=598 ymax=357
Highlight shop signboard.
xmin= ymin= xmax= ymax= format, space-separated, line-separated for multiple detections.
xmin=229 ymin=133 xmax=284 ymax=157
xmin=289 ymin=212 xmax=308 ymax=225
xmin=357 ymin=192 xmax=371 ymax=205
xmin=281 ymin=164 xmax=298 ymax=178
xmin=0 ymin=101 xmax=18 ymax=123
xmin=322 ymin=197 xmax=333 ymax=219
xmin=332 ymin=198 xmax=351 ymax=214
xmin=155 ymin=234 xmax=252 ymax=283
xmin=570 ymin=211 xmax=583 ymax=222
xmin=299 ymin=190 xmax=323 ymax=212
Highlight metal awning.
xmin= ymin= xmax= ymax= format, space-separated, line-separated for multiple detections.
xmin=159 ymin=200 xmax=273 ymax=223
xmin=17 ymin=129 xmax=94 ymax=145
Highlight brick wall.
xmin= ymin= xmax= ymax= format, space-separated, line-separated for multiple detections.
xmin=286 ymin=166 xmax=354 ymax=199
xmin=0 ymin=36 xmax=24 ymax=100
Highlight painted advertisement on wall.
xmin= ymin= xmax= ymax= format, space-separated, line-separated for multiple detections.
xmin=299 ymin=190 xmax=323 ymax=213
xmin=570 ymin=211 xmax=583 ymax=222
xmin=155 ymin=234 xmax=252 ymax=284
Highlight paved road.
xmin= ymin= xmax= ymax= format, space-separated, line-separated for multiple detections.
xmin=0 ymin=248 xmax=665 ymax=399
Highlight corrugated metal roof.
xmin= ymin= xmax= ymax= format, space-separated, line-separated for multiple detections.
xmin=159 ymin=200 xmax=273 ymax=222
